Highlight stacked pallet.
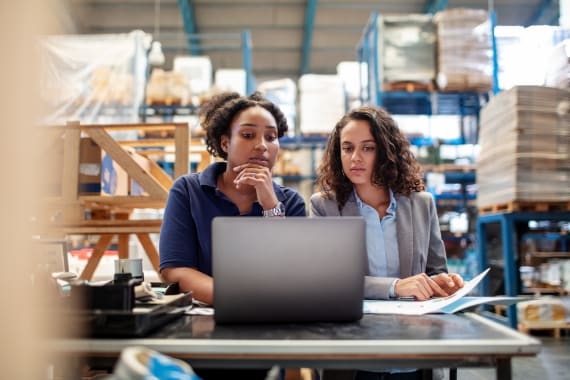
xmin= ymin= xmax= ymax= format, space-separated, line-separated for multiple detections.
xmin=433 ymin=8 xmax=493 ymax=92
xmin=517 ymin=299 xmax=569 ymax=338
xmin=477 ymin=86 xmax=570 ymax=209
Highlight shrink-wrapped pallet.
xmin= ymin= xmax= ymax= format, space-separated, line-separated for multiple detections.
xmin=545 ymin=40 xmax=570 ymax=89
xmin=477 ymin=86 xmax=570 ymax=208
xmin=517 ymin=299 xmax=567 ymax=323
xmin=145 ymin=69 xmax=190 ymax=106
xmin=39 ymin=30 xmax=149 ymax=125
xmin=434 ymin=8 xmax=493 ymax=92
xmin=379 ymin=14 xmax=436 ymax=86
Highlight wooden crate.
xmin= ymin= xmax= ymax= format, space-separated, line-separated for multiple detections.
xmin=38 ymin=121 xmax=190 ymax=280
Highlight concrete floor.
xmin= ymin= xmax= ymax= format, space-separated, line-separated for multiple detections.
xmin=455 ymin=335 xmax=570 ymax=380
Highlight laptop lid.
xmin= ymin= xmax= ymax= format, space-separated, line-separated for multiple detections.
xmin=212 ymin=217 xmax=366 ymax=324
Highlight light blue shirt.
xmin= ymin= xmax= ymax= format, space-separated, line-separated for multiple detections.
xmin=354 ymin=188 xmax=399 ymax=280
xmin=356 ymin=189 xmax=416 ymax=373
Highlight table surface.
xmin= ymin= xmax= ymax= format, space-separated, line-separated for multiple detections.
xmin=51 ymin=312 xmax=540 ymax=364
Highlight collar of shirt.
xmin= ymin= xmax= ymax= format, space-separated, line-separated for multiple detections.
xmin=353 ymin=187 xmax=397 ymax=215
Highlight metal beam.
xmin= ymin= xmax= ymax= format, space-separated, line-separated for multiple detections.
xmin=242 ymin=30 xmax=254 ymax=95
xmin=178 ymin=0 xmax=201 ymax=55
xmin=526 ymin=0 xmax=559 ymax=26
xmin=424 ymin=0 xmax=449 ymax=14
xmin=300 ymin=0 xmax=318 ymax=75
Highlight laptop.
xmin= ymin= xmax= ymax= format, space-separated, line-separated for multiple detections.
xmin=212 ymin=217 xmax=366 ymax=324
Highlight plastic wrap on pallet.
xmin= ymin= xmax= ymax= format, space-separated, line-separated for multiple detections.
xmin=434 ymin=8 xmax=493 ymax=92
xmin=337 ymin=61 xmax=367 ymax=110
xmin=477 ymin=86 xmax=570 ymax=208
xmin=299 ymin=74 xmax=345 ymax=134
xmin=378 ymin=14 xmax=436 ymax=85
xmin=258 ymin=78 xmax=297 ymax=136
xmin=146 ymin=68 xmax=191 ymax=106
xmin=39 ymin=30 xmax=150 ymax=126
xmin=545 ymin=40 xmax=570 ymax=89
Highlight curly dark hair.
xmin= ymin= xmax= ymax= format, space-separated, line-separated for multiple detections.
xmin=316 ymin=106 xmax=425 ymax=209
xmin=200 ymin=91 xmax=289 ymax=160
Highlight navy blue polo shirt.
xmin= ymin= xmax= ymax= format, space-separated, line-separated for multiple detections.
xmin=159 ymin=162 xmax=307 ymax=276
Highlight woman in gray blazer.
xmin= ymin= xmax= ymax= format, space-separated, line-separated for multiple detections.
xmin=311 ymin=106 xmax=464 ymax=302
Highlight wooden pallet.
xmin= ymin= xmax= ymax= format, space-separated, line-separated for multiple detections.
xmin=479 ymin=201 xmax=570 ymax=214
xmin=422 ymin=164 xmax=476 ymax=173
xmin=146 ymin=97 xmax=188 ymax=106
xmin=384 ymin=80 xmax=435 ymax=92
xmin=519 ymin=321 xmax=570 ymax=338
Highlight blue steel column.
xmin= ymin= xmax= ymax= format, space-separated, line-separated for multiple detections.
xmin=476 ymin=215 xmax=490 ymax=296
xmin=242 ymin=30 xmax=254 ymax=95
xmin=490 ymin=10 xmax=499 ymax=95
xmin=500 ymin=213 xmax=517 ymax=328
xmin=178 ymin=0 xmax=201 ymax=55
xmin=424 ymin=0 xmax=449 ymax=14
xmin=301 ymin=0 xmax=318 ymax=75
xmin=373 ymin=14 xmax=381 ymax=107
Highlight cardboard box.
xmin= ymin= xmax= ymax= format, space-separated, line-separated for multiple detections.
xmin=101 ymin=147 xmax=151 ymax=196
xmin=78 ymin=138 xmax=102 ymax=194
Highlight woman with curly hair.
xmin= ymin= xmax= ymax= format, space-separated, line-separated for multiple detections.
xmin=160 ymin=91 xmax=306 ymax=307
xmin=311 ymin=106 xmax=464 ymax=303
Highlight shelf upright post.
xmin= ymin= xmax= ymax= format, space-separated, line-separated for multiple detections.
xmin=241 ymin=30 xmax=254 ymax=95
xmin=358 ymin=12 xmax=381 ymax=107
xmin=490 ymin=10 xmax=500 ymax=95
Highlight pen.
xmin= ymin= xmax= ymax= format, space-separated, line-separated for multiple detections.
xmin=397 ymin=296 xmax=416 ymax=301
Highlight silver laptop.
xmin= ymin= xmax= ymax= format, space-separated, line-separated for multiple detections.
xmin=212 ymin=217 xmax=366 ymax=324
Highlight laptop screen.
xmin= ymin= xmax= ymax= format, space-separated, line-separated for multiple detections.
xmin=212 ymin=217 xmax=366 ymax=324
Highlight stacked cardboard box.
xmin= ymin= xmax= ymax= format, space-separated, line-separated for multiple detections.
xmin=477 ymin=86 xmax=570 ymax=208
xmin=434 ymin=8 xmax=493 ymax=92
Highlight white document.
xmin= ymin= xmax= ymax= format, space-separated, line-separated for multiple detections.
xmin=363 ymin=268 xmax=522 ymax=315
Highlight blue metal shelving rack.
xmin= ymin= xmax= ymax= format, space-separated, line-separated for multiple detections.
xmin=356 ymin=11 xmax=498 ymax=128
xmin=476 ymin=211 xmax=570 ymax=328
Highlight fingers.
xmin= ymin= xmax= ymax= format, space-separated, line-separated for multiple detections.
xmin=233 ymin=164 xmax=270 ymax=188
xmin=395 ymin=274 xmax=449 ymax=300
xmin=432 ymin=273 xmax=465 ymax=295
xmin=435 ymin=273 xmax=456 ymax=288
xmin=449 ymin=273 xmax=464 ymax=288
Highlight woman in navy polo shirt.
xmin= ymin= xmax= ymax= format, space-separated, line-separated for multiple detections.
xmin=159 ymin=91 xmax=306 ymax=306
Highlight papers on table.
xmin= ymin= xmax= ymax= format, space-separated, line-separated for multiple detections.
xmin=363 ymin=268 xmax=524 ymax=315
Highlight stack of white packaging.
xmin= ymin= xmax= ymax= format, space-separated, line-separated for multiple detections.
xmin=173 ymin=55 xmax=213 ymax=96
xmin=258 ymin=78 xmax=297 ymax=136
xmin=299 ymin=74 xmax=346 ymax=134
xmin=545 ymin=40 xmax=570 ymax=89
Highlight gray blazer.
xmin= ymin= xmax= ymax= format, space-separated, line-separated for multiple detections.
xmin=310 ymin=191 xmax=448 ymax=299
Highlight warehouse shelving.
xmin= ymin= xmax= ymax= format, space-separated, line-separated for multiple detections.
xmin=476 ymin=210 xmax=570 ymax=328
xmin=140 ymin=31 xmax=254 ymax=123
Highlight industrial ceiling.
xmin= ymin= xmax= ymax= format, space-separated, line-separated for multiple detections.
xmin=70 ymin=0 xmax=563 ymax=79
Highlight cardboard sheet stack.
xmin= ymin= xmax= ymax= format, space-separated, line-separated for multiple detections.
xmin=434 ymin=8 xmax=493 ymax=92
xmin=379 ymin=14 xmax=436 ymax=85
xmin=477 ymin=86 xmax=570 ymax=208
